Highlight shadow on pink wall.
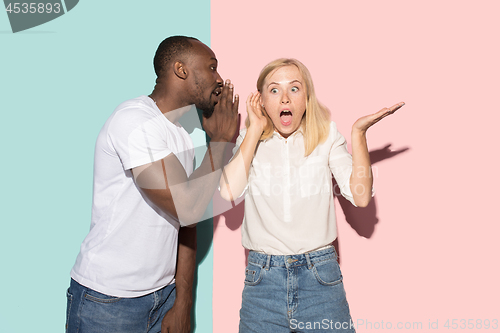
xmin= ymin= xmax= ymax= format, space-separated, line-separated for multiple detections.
xmin=213 ymin=191 xmax=248 ymax=261
xmin=335 ymin=143 xmax=409 ymax=263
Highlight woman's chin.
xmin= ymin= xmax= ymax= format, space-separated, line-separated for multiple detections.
xmin=275 ymin=125 xmax=299 ymax=138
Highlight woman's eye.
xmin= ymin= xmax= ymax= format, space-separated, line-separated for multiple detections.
xmin=271 ymin=88 xmax=278 ymax=93
xmin=291 ymin=87 xmax=299 ymax=92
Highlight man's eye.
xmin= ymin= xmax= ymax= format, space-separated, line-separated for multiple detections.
xmin=271 ymin=88 xmax=278 ymax=93
xmin=211 ymin=66 xmax=216 ymax=71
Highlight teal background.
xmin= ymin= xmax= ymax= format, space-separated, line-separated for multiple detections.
xmin=0 ymin=1 xmax=213 ymax=332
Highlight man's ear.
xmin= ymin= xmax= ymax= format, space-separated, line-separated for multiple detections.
xmin=174 ymin=61 xmax=188 ymax=79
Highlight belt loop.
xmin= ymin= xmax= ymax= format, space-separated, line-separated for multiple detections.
xmin=332 ymin=246 xmax=338 ymax=261
xmin=305 ymin=252 xmax=313 ymax=269
xmin=265 ymin=255 xmax=271 ymax=271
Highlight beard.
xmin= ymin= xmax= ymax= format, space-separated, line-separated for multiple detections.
xmin=193 ymin=75 xmax=216 ymax=118
xmin=201 ymin=104 xmax=215 ymax=118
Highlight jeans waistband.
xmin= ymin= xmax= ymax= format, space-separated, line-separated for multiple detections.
xmin=248 ymin=246 xmax=338 ymax=269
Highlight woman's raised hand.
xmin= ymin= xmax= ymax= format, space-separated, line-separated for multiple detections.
xmin=352 ymin=102 xmax=405 ymax=134
xmin=246 ymin=91 xmax=268 ymax=134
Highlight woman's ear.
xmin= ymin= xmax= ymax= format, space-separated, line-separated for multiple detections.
xmin=174 ymin=61 xmax=188 ymax=79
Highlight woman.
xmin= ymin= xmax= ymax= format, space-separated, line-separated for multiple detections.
xmin=220 ymin=58 xmax=404 ymax=332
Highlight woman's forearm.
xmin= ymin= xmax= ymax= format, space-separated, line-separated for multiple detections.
xmin=349 ymin=129 xmax=373 ymax=207
xmin=219 ymin=126 xmax=262 ymax=202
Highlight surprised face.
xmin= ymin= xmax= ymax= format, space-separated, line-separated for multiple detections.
xmin=260 ymin=65 xmax=307 ymax=138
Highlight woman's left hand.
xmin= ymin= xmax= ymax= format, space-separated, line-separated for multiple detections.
xmin=352 ymin=102 xmax=405 ymax=134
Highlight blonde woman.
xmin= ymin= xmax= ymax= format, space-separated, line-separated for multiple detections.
xmin=220 ymin=58 xmax=404 ymax=332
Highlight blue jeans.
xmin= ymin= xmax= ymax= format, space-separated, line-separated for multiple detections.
xmin=66 ymin=279 xmax=176 ymax=333
xmin=239 ymin=247 xmax=356 ymax=333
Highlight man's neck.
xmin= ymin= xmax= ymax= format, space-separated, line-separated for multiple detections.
xmin=150 ymin=88 xmax=193 ymax=124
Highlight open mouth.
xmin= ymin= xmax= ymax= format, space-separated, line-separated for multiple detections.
xmin=280 ymin=110 xmax=292 ymax=126
xmin=211 ymin=87 xmax=222 ymax=105
xmin=213 ymin=87 xmax=222 ymax=97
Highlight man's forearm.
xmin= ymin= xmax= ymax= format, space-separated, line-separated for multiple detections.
xmin=161 ymin=226 xmax=197 ymax=332
xmin=174 ymin=226 xmax=197 ymax=308
xmin=135 ymin=140 xmax=233 ymax=226
xmin=172 ymin=141 xmax=232 ymax=223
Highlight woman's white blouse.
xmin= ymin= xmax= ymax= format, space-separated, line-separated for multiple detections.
xmin=235 ymin=121 xmax=371 ymax=255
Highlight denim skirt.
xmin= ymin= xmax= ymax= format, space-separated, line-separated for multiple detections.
xmin=239 ymin=246 xmax=356 ymax=332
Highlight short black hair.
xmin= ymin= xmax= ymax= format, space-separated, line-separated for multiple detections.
xmin=153 ymin=36 xmax=199 ymax=78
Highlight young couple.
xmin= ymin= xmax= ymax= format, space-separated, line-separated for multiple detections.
xmin=67 ymin=35 xmax=403 ymax=333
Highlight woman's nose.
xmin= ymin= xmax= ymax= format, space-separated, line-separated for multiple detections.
xmin=281 ymin=93 xmax=290 ymax=104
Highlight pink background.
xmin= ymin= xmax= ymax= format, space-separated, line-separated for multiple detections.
xmin=211 ymin=0 xmax=500 ymax=331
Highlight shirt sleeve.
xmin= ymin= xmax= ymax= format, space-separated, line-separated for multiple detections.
xmin=328 ymin=122 xmax=374 ymax=206
xmin=107 ymin=106 xmax=173 ymax=171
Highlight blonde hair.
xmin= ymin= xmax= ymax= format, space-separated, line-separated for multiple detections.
xmin=246 ymin=58 xmax=331 ymax=156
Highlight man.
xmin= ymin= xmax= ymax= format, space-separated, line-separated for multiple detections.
xmin=66 ymin=36 xmax=239 ymax=333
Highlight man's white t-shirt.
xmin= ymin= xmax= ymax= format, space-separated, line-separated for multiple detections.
xmin=71 ymin=95 xmax=194 ymax=297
